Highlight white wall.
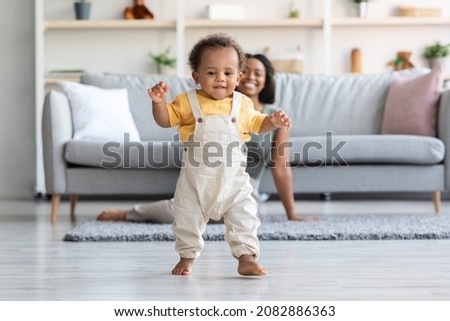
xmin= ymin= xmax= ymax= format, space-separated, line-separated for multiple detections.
xmin=0 ymin=1 xmax=36 ymax=199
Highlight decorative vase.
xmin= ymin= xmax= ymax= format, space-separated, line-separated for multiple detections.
xmin=74 ymin=2 xmax=91 ymax=20
xmin=157 ymin=65 xmax=176 ymax=75
xmin=351 ymin=48 xmax=362 ymax=73
xmin=428 ymin=57 xmax=448 ymax=70
xmin=355 ymin=2 xmax=368 ymax=18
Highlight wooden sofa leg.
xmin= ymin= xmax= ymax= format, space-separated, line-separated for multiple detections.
xmin=432 ymin=191 xmax=441 ymax=214
xmin=51 ymin=194 xmax=61 ymax=224
xmin=70 ymin=194 xmax=78 ymax=222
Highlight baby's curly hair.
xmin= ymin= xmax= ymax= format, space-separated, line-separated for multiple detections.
xmin=188 ymin=33 xmax=247 ymax=72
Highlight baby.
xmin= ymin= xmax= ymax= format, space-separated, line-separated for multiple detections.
xmin=148 ymin=33 xmax=291 ymax=276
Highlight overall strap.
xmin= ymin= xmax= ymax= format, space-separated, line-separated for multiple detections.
xmin=230 ymin=91 xmax=242 ymax=117
xmin=186 ymin=89 xmax=203 ymax=119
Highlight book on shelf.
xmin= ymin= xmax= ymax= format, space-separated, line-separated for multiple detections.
xmin=47 ymin=69 xmax=85 ymax=78
xmin=45 ymin=69 xmax=85 ymax=83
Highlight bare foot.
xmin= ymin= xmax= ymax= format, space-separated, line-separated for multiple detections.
xmin=238 ymin=255 xmax=267 ymax=276
xmin=172 ymin=258 xmax=195 ymax=276
xmin=96 ymin=209 xmax=127 ymax=221
xmin=288 ymin=214 xmax=320 ymax=222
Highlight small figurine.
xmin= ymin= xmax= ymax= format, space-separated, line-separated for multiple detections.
xmin=124 ymin=0 xmax=154 ymax=20
xmin=387 ymin=51 xmax=415 ymax=71
xmin=351 ymin=48 xmax=362 ymax=73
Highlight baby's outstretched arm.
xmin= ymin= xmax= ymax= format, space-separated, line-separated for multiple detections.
xmin=148 ymin=81 xmax=171 ymax=128
xmin=259 ymin=110 xmax=292 ymax=134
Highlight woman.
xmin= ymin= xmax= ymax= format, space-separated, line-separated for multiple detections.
xmin=97 ymin=53 xmax=318 ymax=222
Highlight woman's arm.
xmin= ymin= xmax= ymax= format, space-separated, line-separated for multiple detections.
xmin=270 ymin=128 xmax=319 ymax=221
xmin=270 ymin=127 xmax=296 ymax=219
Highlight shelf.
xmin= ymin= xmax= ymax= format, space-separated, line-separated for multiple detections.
xmin=44 ymin=19 xmax=176 ymax=30
xmin=332 ymin=17 xmax=450 ymax=27
xmin=185 ymin=18 xmax=322 ymax=28
xmin=44 ymin=17 xmax=450 ymax=29
xmin=44 ymin=18 xmax=322 ymax=31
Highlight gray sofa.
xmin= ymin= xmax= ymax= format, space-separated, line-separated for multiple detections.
xmin=42 ymin=70 xmax=448 ymax=222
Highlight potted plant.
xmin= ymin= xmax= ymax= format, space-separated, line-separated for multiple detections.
xmin=424 ymin=42 xmax=450 ymax=69
xmin=288 ymin=0 xmax=300 ymax=18
xmin=424 ymin=41 xmax=450 ymax=68
xmin=74 ymin=0 xmax=91 ymax=20
xmin=149 ymin=47 xmax=176 ymax=74
xmin=351 ymin=0 xmax=369 ymax=18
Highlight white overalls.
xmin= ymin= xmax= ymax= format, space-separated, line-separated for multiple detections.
xmin=172 ymin=89 xmax=261 ymax=260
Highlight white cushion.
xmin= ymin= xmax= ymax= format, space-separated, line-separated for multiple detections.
xmin=59 ymin=81 xmax=141 ymax=142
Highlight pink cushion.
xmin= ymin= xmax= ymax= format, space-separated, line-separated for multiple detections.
xmin=381 ymin=65 xmax=442 ymax=137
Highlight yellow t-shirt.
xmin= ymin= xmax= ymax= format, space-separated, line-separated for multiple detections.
xmin=166 ymin=90 xmax=267 ymax=142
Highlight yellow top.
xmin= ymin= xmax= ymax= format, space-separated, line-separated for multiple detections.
xmin=166 ymin=90 xmax=267 ymax=142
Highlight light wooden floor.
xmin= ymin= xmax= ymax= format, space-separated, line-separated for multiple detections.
xmin=1 ymin=198 xmax=450 ymax=301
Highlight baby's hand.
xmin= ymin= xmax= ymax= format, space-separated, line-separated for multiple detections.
xmin=148 ymin=81 xmax=169 ymax=103
xmin=269 ymin=110 xmax=291 ymax=130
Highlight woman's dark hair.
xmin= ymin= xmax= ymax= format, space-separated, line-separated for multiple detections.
xmin=245 ymin=53 xmax=276 ymax=104
xmin=188 ymin=33 xmax=247 ymax=72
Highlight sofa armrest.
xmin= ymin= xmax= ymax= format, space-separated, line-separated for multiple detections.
xmin=42 ymin=90 xmax=73 ymax=194
xmin=437 ymin=88 xmax=450 ymax=189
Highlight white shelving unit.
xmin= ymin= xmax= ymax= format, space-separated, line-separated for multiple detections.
xmin=38 ymin=3 xmax=450 ymax=79
xmin=34 ymin=0 xmax=450 ymax=194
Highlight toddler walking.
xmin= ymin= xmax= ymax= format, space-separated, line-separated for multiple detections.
xmin=148 ymin=33 xmax=291 ymax=276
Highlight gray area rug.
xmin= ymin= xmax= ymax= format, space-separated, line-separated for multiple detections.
xmin=64 ymin=213 xmax=450 ymax=242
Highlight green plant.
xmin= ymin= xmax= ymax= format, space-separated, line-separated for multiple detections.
xmin=149 ymin=47 xmax=176 ymax=72
xmin=424 ymin=42 xmax=450 ymax=59
xmin=288 ymin=10 xmax=299 ymax=18
xmin=288 ymin=1 xmax=300 ymax=18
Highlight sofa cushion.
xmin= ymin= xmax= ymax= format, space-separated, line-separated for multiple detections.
xmin=288 ymin=135 xmax=444 ymax=166
xmin=59 ymin=81 xmax=141 ymax=142
xmin=274 ymin=68 xmax=429 ymax=137
xmin=65 ymin=140 xmax=184 ymax=169
xmin=381 ymin=65 xmax=442 ymax=137
xmin=65 ymin=134 xmax=444 ymax=169
xmin=81 ymin=73 xmax=196 ymax=142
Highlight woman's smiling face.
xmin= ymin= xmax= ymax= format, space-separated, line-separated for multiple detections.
xmin=237 ymin=57 xmax=266 ymax=99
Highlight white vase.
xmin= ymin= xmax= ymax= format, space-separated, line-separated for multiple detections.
xmin=355 ymin=2 xmax=368 ymax=18
xmin=158 ymin=65 xmax=176 ymax=75
xmin=428 ymin=57 xmax=448 ymax=70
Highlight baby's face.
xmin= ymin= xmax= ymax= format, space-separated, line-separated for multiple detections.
xmin=192 ymin=47 xmax=243 ymax=100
